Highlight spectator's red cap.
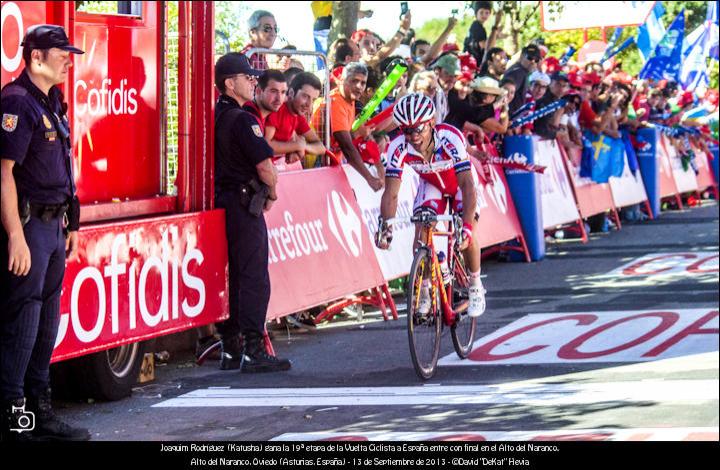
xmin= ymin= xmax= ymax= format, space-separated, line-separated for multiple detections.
xmin=442 ymin=43 xmax=460 ymax=53
xmin=457 ymin=71 xmax=474 ymax=83
xmin=351 ymin=29 xmax=371 ymax=44
xmin=678 ymin=91 xmax=694 ymax=107
xmin=543 ymin=56 xmax=561 ymax=74
xmin=583 ymin=71 xmax=602 ymax=85
xmin=458 ymin=52 xmax=477 ymax=73
xmin=705 ymin=89 xmax=719 ymax=106
xmin=568 ymin=70 xmax=584 ymax=88
xmin=354 ymin=138 xmax=381 ymax=165
xmin=611 ymin=71 xmax=633 ymax=85
xmin=330 ymin=64 xmax=344 ymax=85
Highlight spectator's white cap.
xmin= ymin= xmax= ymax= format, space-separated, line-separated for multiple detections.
xmin=470 ymin=76 xmax=507 ymax=96
xmin=529 ymin=71 xmax=551 ymax=86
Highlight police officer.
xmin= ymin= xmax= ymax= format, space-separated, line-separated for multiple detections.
xmin=0 ymin=25 xmax=89 ymax=441
xmin=214 ymin=53 xmax=291 ymax=373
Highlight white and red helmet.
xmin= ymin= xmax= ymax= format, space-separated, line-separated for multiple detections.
xmin=393 ymin=93 xmax=436 ymax=127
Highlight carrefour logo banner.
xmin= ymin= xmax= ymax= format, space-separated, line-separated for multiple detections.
xmin=264 ymin=167 xmax=386 ymax=320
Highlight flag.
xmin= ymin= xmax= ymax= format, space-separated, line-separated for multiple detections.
xmin=680 ymin=3 xmax=719 ymax=90
xmin=637 ymin=2 xmax=666 ymax=62
xmin=639 ymin=9 xmax=685 ymax=82
xmin=580 ymin=131 xmax=626 ymax=183
xmin=601 ymin=27 xmax=624 ymax=62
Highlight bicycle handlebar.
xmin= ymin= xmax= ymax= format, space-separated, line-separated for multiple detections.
xmin=385 ymin=213 xmax=459 ymax=226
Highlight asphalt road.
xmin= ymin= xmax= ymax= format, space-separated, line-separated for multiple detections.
xmin=54 ymin=202 xmax=719 ymax=442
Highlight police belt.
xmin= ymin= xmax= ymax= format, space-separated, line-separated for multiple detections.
xmin=29 ymin=202 xmax=69 ymax=223
xmin=217 ymin=178 xmax=269 ymax=217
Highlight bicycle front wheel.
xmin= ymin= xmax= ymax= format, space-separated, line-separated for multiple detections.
xmin=450 ymin=247 xmax=477 ymax=359
xmin=407 ymin=247 xmax=442 ymax=380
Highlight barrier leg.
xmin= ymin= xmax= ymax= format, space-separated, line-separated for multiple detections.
xmin=381 ymin=283 xmax=399 ymax=320
xmin=643 ymin=200 xmax=655 ymax=220
xmin=373 ymin=287 xmax=389 ymax=321
xmin=577 ymin=218 xmax=589 ymax=243
xmin=263 ymin=328 xmax=276 ymax=356
xmin=611 ymin=207 xmax=622 ymax=230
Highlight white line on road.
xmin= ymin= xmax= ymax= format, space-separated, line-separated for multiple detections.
xmin=270 ymin=427 xmax=720 ymax=441
xmin=153 ymin=379 xmax=718 ymax=408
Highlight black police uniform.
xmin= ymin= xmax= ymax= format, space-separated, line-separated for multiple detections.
xmin=0 ymin=70 xmax=75 ymax=402
xmin=214 ymin=95 xmax=275 ymax=343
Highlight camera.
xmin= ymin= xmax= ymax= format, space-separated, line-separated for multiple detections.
xmin=9 ymin=402 xmax=35 ymax=433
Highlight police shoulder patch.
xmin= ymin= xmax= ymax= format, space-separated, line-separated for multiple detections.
xmin=2 ymin=113 xmax=18 ymax=132
xmin=251 ymin=124 xmax=263 ymax=138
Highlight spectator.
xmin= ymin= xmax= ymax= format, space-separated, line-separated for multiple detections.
xmin=411 ymin=18 xmax=459 ymax=70
xmin=431 ymin=53 xmax=461 ymax=123
xmin=408 ymin=70 xmax=439 ymax=100
xmin=352 ymin=11 xmax=412 ymax=70
xmin=411 ymin=39 xmax=431 ymax=62
xmin=499 ymin=77 xmax=516 ymax=108
xmin=533 ymin=71 xmax=569 ymax=140
xmin=527 ymin=71 xmax=550 ymax=102
xmin=241 ymin=10 xmax=278 ymax=70
xmin=479 ymin=47 xmax=508 ymax=81
xmin=271 ymin=45 xmax=297 ymax=71
xmin=266 ymin=72 xmax=326 ymax=167
xmin=464 ymin=1 xmax=502 ymax=66
xmin=503 ymin=44 xmax=542 ymax=114
xmin=312 ymin=62 xmax=383 ymax=191
xmin=243 ymin=69 xmax=287 ymax=129
xmin=330 ymin=37 xmax=361 ymax=68
xmin=283 ymin=66 xmax=304 ymax=86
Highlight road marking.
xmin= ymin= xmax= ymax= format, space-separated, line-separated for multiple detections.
xmin=152 ymin=378 xmax=718 ymax=408
xmin=605 ymin=252 xmax=718 ymax=277
xmin=439 ymin=309 xmax=718 ymax=365
xmin=270 ymin=427 xmax=720 ymax=441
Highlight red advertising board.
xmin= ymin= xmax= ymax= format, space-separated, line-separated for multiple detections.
xmin=472 ymin=160 xmax=527 ymax=249
xmin=265 ymin=167 xmax=387 ymax=320
xmin=53 ymin=210 xmax=229 ymax=362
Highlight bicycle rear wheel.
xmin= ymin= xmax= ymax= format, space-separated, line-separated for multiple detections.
xmin=407 ymin=247 xmax=442 ymax=380
xmin=450 ymin=247 xmax=477 ymax=359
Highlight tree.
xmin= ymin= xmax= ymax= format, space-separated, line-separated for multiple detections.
xmin=329 ymin=1 xmax=360 ymax=45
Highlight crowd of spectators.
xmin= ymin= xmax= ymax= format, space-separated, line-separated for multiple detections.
xmin=235 ymin=4 xmax=719 ymax=200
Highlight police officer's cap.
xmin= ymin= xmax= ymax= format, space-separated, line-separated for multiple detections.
xmin=21 ymin=24 xmax=84 ymax=54
xmin=215 ymin=53 xmax=262 ymax=77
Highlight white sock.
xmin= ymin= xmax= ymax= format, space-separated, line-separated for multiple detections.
xmin=469 ymin=270 xmax=481 ymax=286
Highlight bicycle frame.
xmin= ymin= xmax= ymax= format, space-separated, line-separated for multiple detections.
xmin=413 ymin=211 xmax=467 ymax=328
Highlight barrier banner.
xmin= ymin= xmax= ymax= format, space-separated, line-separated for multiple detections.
xmin=655 ymin=133 xmax=682 ymax=198
xmin=563 ymin=145 xmax=617 ymax=219
xmin=471 ymin=159 xmax=528 ymax=249
xmin=265 ymin=167 xmax=386 ymax=320
xmin=54 ymin=211 xmax=229 ymax=362
xmin=343 ymin=164 xmax=418 ymax=280
xmin=503 ymin=135 xmax=544 ymax=261
xmin=534 ymin=138 xmax=581 ymax=229
xmin=659 ymin=134 xmax=699 ymax=194
xmin=693 ymin=147 xmax=717 ymax=193
xmin=609 ymin=146 xmax=650 ymax=208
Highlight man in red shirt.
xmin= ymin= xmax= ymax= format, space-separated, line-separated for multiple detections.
xmin=266 ymin=72 xmax=326 ymax=165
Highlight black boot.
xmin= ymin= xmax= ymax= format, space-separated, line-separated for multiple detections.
xmin=25 ymin=389 xmax=90 ymax=441
xmin=241 ymin=332 xmax=292 ymax=373
xmin=219 ymin=334 xmax=243 ymax=370
xmin=1 ymin=398 xmax=36 ymax=442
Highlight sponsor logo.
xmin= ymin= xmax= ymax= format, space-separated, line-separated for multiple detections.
xmin=267 ymin=211 xmax=330 ymax=264
xmin=55 ymin=229 xmax=206 ymax=347
xmin=1 ymin=2 xmax=23 ymax=73
xmin=327 ymin=191 xmax=363 ymax=258
xmin=74 ymin=78 xmax=139 ymax=116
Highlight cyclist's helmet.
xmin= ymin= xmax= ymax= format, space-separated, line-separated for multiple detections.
xmin=393 ymin=93 xmax=436 ymax=127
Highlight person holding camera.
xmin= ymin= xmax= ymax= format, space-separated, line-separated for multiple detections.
xmin=1 ymin=25 xmax=89 ymax=441
xmin=213 ymin=53 xmax=291 ymax=373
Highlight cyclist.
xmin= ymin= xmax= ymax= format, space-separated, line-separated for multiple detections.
xmin=375 ymin=93 xmax=486 ymax=318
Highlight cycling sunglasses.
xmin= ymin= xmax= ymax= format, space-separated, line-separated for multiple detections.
xmin=401 ymin=123 xmax=429 ymax=135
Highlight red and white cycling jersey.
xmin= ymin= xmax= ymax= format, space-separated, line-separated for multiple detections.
xmin=385 ymin=123 xmax=473 ymax=196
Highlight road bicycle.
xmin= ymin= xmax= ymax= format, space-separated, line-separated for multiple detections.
xmin=383 ymin=204 xmax=478 ymax=379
